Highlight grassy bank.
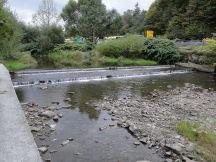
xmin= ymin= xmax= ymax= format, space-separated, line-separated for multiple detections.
xmin=48 ymin=50 xmax=157 ymax=68
xmin=4 ymin=60 xmax=33 ymax=71
xmin=176 ymin=121 xmax=216 ymax=161
xmin=2 ymin=52 xmax=37 ymax=71
xmin=99 ymin=57 xmax=157 ymax=66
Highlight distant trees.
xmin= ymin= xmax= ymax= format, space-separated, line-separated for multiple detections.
xmin=61 ymin=1 xmax=146 ymax=40
xmin=32 ymin=0 xmax=60 ymax=27
xmin=144 ymin=0 xmax=216 ymax=39
xmin=29 ymin=0 xmax=64 ymax=55
xmin=61 ymin=0 xmax=107 ymax=41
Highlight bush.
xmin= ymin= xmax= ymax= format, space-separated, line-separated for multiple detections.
xmin=4 ymin=52 xmax=37 ymax=71
xmin=142 ymin=38 xmax=180 ymax=64
xmin=48 ymin=51 xmax=89 ymax=68
xmin=53 ymin=43 xmax=88 ymax=52
xmin=96 ymin=35 xmax=180 ymax=64
xmin=96 ymin=35 xmax=145 ymax=58
xmin=200 ymin=38 xmax=216 ymax=65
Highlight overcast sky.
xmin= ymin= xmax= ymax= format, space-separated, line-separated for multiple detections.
xmin=8 ymin=0 xmax=155 ymax=24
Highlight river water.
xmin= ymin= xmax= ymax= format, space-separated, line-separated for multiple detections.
xmin=12 ymin=66 xmax=216 ymax=162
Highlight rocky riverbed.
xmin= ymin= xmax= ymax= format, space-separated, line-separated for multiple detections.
xmin=91 ymin=83 xmax=216 ymax=162
xmin=21 ymin=83 xmax=216 ymax=162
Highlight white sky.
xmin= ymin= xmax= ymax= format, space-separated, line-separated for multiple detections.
xmin=8 ymin=0 xmax=155 ymax=24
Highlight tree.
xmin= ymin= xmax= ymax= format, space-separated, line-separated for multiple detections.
xmin=105 ymin=9 xmax=123 ymax=36
xmin=0 ymin=0 xmax=22 ymax=59
xmin=121 ymin=3 xmax=146 ymax=34
xmin=144 ymin=0 xmax=216 ymax=39
xmin=61 ymin=0 xmax=107 ymax=41
xmin=32 ymin=0 xmax=59 ymax=27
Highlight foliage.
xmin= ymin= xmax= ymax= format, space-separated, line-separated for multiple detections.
xmin=53 ymin=41 xmax=95 ymax=52
xmin=4 ymin=52 xmax=37 ymax=71
xmin=0 ymin=0 xmax=22 ymax=59
xmin=61 ymin=0 xmax=107 ymax=41
xmin=121 ymin=3 xmax=146 ymax=34
xmin=48 ymin=51 xmax=89 ymax=68
xmin=144 ymin=0 xmax=216 ymax=39
xmin=4 ymin=60 xmax=32 ymax=71
xmin=142 ymin=38 xmax=180 ymax=64
xmin=99 ymin=56 xmax=157 ymax=66
xmin=96 ymin=35 xmax=145 ymax=58
xmin=96 ymin=35 xmax=180 ymax=64
xmin=36 ymin=25 xmax=65 ymax=55
xmin=176 ymin=121 xmax=216 ymax=161
xmin=200 ymin=38 xmax=216 ymax=65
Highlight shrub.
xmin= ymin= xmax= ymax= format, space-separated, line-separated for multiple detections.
xmin=96 ymin=35 xmax=145 ymax=58
xmin=3 ymin=52 xmax=37 ymax=71
xmin=142 ymin=38 xmax=180 ymax=64
xmin=200 ymin=38 xmax=216 ymax=65
xmin=53 ymin=43 xmax=88 ymax=52
xmin=48 ymin=51 xmax=88 ymax=68
xmin=96 ymin=35 xmax=180 ymax=64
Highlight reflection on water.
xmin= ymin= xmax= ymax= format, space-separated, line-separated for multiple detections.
xmin=14 ymin=71 xmax=216 ymax=162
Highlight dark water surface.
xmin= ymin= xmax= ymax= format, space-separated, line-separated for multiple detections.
xmin=13 ymin=66 xmax=216 ymax=162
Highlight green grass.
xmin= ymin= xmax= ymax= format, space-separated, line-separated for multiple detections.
xmin=100 ymin=57 xmax=157 ymax=66
xmin=176 ymin=121 xmax=216 ymax=161
xmin=4 ymin=60 xmax=32 ymax=71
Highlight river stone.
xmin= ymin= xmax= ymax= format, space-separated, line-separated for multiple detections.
xmin=38 ymin=147 xmax=48 ymax=153
xmin=139 ymin=138 xmax=148 ymax=144
xmin=129 ymin=124 xmax=138 ymax=133
xmin=53 ymin=115 xmax=59 ymax=122
xmin=58 ymin=113 xmax=63 ymax=118
xmin=182 ymin=156 xmax=197 ymax=162
xmin=40 ymin=110 xmax=56 ymax=118
xmin=165 ymin=144 xmax=183 ymax=155
xmin=31 ymin=126 xmax=41 ymax=132
xmin=134 ymin=141 xmax=141 ymax=145
xmin=61 ymin=140 xmax=70 ymax=146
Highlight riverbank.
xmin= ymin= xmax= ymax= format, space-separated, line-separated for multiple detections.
xmin=176 ymin=62 xmax=215 ymax=73
xmin=91 ymin=83 xmax=216 ymax=161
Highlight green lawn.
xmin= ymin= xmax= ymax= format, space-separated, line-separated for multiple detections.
xmin=4 ymin=60 xmax=32 ymax=71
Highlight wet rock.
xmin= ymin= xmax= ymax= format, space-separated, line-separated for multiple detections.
xmin=182 ymin=156 xmax=197 ymax=162
xmin=45 ymin=159 xmax=51 ymax=162
xmin=134 ymin=141 xmax=141 ymax=145
xmin=50 ymin=150 xmax=57 ymax=153
xmin=40 ymin=111 xmax=56 ymax=118
xmin=67 ymin=92 xmax=75 ymax=95
xmin=58 ymin=113 xmax=63 ymax=118
xmin=99 ymin=126 xmax=107 ymax=131
xmin=165 ymin=144 xmax=183 ymax=155
xmin=38 ymin=147 xmax=48 ymax=153
xmin=49 ymin=124 xmax=56 ymax=131
xmin=139 ymin=138 xmax=148 ymax=144
xmin=61 ymin=140 xmax=70 ymax=146
xmin=165 ymin=159 xmax=173 ymax=162
xmin=167 ymin=85 xmax=172 ymax=89
xmin=129 ymin=124 xmax=138 ymax=133
xmin=53 ymin=115 xmax=59 ymax=122
xmin=62 ymin=105 xmax=72 ymax=109
xmin=64 ymin=98 xmax=71 ymax=102
xmin=68 ymin=138 xmax=74 ymax=141
xmin=31 ymin=126 xmax=41 ymax=132
xmin=51 ymin=101 xmax=60 ymax=105
xmin=136 ymin=161 xmax=150 ymax=162
xmin=109 ymin=123 xmax=115 ymax=127
xmin=165 ymin=151 xmax=172 ymax=157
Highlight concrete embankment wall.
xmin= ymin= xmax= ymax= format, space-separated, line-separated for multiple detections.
xmin=0 ymin=64 xmax=42 ymax=162
xmin=176 ymin=62 xmax=215 ymax=73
